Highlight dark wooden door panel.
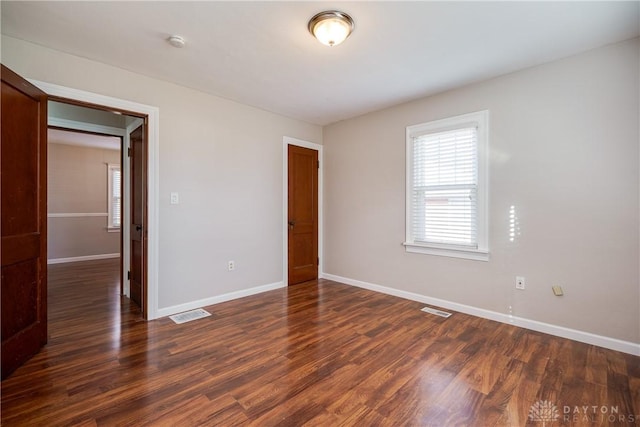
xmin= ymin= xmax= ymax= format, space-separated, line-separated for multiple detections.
xmin=130 ymin=239 xmax=143 ymax=306
xmin=129 ymin=125 xmax=146 ymax=317
xmin=287 ymin=145 xmax=318 ymax=285
xmin=1 ymin=260 xmax=39 ymax=339
xmin=1 ymin=64 xmax=48 ymax=380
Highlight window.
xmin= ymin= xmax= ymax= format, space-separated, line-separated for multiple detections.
xmin=405 ymin=110 xmax=489 ymax=261
xmin=108 ymin=164 xmax=121 ymax=231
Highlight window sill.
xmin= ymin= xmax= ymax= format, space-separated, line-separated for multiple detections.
xmin=403 ymin=242 xmax=489 ymax=262
xmin=107 ymin=227 xmax=121 ymax=233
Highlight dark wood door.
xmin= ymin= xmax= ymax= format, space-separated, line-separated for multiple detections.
xmin=129 ymin=124 xmax=147 ymax=317
xmin=1 ymin=65 xmax=48 ymax=379
xmin=287 ymin=145 xmax=318 ymax=285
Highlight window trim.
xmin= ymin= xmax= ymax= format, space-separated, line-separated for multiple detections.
xmin=404 ymin=110 xmax=489 ymax=261
xmin=107 ymin=163 xmax=121 ymax=232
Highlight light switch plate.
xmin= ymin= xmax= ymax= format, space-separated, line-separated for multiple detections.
xmin=552 ymin=285 xmax=564 ymax=296
xmin=170 ymin=192 xmax=179 ymax=205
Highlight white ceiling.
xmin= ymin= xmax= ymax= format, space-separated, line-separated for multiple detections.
xmin=2 ymin=2 xmax=638 ymax=125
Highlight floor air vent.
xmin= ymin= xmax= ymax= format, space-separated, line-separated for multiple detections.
xmin=421 ymin=307 xmax=452 ymax=318
xmin=170 ymin=308 xmax=211 ymax=324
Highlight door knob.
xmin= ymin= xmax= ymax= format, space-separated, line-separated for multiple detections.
xmin=136 ymin=225 xmax=142 ymax=231
xmin=288 ymin=220 xmax=295 ymax=229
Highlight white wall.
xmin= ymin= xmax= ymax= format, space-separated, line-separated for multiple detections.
xmin=1 ymin=36 xmax=322 ymax=311
xmin=323 ymin=38 xmax=639 ymax=344
xmin=47 ymin=142 xmax=121 ymax=260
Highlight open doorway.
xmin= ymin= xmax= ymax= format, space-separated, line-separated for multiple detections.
xmin=47 ymin=127 xmax=122 ymax=268
xmin=47 ymin=100 xmax=146 ymax=316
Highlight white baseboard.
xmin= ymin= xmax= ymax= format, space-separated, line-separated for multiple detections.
xmin=157 ymin=281 xmax=285 ymax=318
xmin=48 ymin=253 xmax=120 ymax=265
xmin=322 ymin=273 xmax=640 ymax=356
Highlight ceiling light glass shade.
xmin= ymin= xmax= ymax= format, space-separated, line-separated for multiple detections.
xmin=308 ymin=11 xmax=354 ymax=47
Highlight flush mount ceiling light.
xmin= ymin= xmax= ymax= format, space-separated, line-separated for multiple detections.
xmin=308 ymin=10 xmax=354 ymax=47
xmin=167 ymin=35 xmax=186 ymax=48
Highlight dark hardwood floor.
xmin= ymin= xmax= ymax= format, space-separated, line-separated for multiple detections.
xmin=1 ymin=259 xmax=638 ymax=426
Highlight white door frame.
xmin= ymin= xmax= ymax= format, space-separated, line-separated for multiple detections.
xmin=31 ymin=79 xmax=161 ymax=320
xmin=282 ymin=136 xmax=323 ymax=286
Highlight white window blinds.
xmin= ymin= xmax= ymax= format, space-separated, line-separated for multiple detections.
xmin=108 ymin=164 xmax=121 ymax=229
xmin=411 ymin=126 xmax=478 ymax=248
xmin=112 ymin=169 xmax=121 ymax=227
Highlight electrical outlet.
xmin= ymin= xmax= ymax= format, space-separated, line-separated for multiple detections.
xmin=228 ymin=260 xmax=235 ymax=271
xmin=515 ymin=276 xmax=525 ymax=290
xmin=170 ymin=192 xmax=179 ymax=205
xmin=552 ymin=285 xmax=564 ymax=296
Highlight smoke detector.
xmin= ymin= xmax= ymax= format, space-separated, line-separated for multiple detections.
xmin=167 ymin=35 xmax=186 ymax=48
